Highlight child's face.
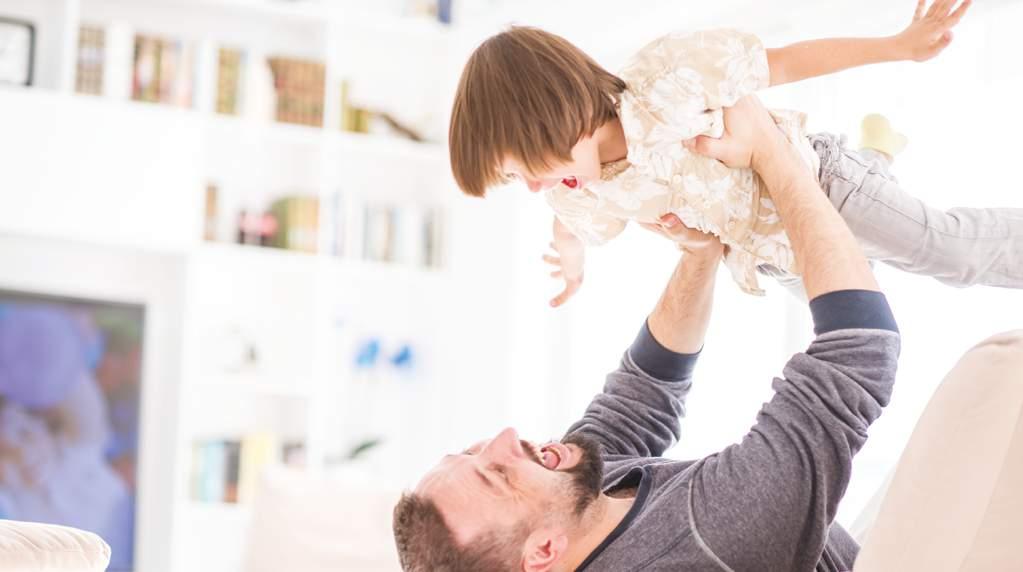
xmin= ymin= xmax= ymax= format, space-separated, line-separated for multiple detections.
xmin=501 ymin=134 xmax=602 ymax=193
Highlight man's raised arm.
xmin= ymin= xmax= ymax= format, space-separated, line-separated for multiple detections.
xmin=565 ymin=230 xmax=722 ymax=458
xmin=680 ymin=96 xmax=900 ymax=571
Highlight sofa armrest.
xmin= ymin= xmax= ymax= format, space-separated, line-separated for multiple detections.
xmin=0 ymin=520 xmax=111 ymax=572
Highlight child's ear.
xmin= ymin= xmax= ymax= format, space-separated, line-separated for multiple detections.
xmin=521 ymin=529 xmax=568 ymax=572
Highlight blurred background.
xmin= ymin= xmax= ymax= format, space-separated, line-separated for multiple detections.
xmin=0 ymin=0 xmax=1019 ymax=570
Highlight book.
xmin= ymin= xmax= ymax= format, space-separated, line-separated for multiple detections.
xmin=268 ymin=196 xmax=320 ymax=253
xmin=132 ymin=34 xmax=194 ymax=107
xmin=423 ymin=207 xmax=445 ymax=269
xmin=75 ymin=25 xmax=105 ymax=95
xmin=203 ymin=183 xmax=219 ymax=241
xmin=267 ymin=56 xmax=325 ymax=127
xmin=362 ymin=205 xmax=396 ymax=263
xmin=196 ymin=440 xmax=227 ymax=503
xmin=237 ymin=432 xmax=278 ymax=504
xmin=223 ymin=440 xmax=242 ymax=503
xmin=215 ymin=47 xmax=243 ymax=115
xmin=340 ymin=79 xmax=370 ymax=133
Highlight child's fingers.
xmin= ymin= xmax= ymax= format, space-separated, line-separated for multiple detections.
xmin=933 ymin=30 xmax=953 ymax=53
xmin=928 ymin=0 xmax=955 ymax=19
xmin=542 ymin=254 xmax=561 ymax=266
xmin=550 ymin=282 xmax=579 ymax=308
xmin=913 ymin=0 xmax=926 ymax=21
xmin=551 ymin=270 xmax=563 ymax=278
xmin=945 ymin=0 xmax=971 ymax=27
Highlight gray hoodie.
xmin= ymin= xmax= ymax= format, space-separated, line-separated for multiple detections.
xmin=566 ymin=290 xmax=901 ymax=572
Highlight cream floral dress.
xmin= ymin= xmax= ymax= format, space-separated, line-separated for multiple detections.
xmin=545 ymin=29 xmax=820 ymax=295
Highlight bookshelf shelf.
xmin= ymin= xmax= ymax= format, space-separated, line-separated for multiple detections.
xmin=190 ymin=375 xmax=317 ymax=399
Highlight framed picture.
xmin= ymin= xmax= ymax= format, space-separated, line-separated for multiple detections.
xmin=0 ymin=17 xmax=35 ymax=86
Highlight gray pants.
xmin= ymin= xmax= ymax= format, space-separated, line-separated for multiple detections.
xmin=763 ymin=133 xmax=1023 ymax=298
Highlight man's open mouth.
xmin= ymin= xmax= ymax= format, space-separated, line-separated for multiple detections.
xmin=526 ymin=440 xmax=564 ymax=470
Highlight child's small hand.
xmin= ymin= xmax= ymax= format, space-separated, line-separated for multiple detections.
xmin=640 ymin=214 xmax=724 ymax=256
xmin=895 ymin=0 xmax=971 ymax=62
xmin=544 ymin=221 xmax=586 ymax=308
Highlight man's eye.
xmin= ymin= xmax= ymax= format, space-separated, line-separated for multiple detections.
xmin=491 ymin=465 xmax=510 ymax=482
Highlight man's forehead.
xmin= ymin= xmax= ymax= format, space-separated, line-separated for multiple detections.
xmin=414 ymin=455 xmax=497 ymax=543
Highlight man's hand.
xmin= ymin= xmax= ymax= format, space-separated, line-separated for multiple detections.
xmin=645 ymin=215 xmax=723 ymax=355
xmin=545 ymin=217 xmax=586 ymax=307
xmin=895 ymin=0 xmax=972 ymax=62
xmin=684 ymin=94 xmax=879 ymax=299
xmin=682 ymin=95 xmax=785 ymax=171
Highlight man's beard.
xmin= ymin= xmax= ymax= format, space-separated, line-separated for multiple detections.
xmin=560 ymin=433 xmax=604 ymax=517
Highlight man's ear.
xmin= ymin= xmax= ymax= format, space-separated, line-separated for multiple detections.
xmin=521 ymin=528 xmax=568 ymax=572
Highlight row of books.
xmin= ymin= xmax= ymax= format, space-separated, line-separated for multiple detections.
xmin=75 ymin=27 xmax=323 ymax=127
xmin=73 ymin=26 xmax=430 ymax=139
xmin=356 ymin=203 xmax=444 ymax=268
xmin=204 ymin=186 xmax=322 ymax=253
xmin=204 ymin=185 xmax=445 ymax=268
xmin=190 ymin=434 xmax=305 ymax=504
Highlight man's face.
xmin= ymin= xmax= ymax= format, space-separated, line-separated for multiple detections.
xmin=415 ymin=428 xmax=603 ymax=547
xmin=501 ymin=134 xmax=602 ymax=194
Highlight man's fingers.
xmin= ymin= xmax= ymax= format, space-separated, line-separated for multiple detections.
xmin=683 ymin=135 xmax=726 ymax=162
xmin=945 ymin=0 xmax=971 ymax=27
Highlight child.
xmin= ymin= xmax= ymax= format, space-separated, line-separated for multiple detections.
xmin=449 ymin=0 xmax=1023 ymax=305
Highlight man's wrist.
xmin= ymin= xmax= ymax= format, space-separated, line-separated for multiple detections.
xmin=750 ymin=129 xmax=789 ymax=174
xmin=679 ymin=241 xmax=724 ymax=262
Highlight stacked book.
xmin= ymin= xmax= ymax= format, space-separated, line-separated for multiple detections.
xmin=267 ymin=56 xmax=325 ymax=127
xmin=268 ymin=196 xmax=320 ymax=253
xmin=75 ymin=25 xmax=105 ymax=95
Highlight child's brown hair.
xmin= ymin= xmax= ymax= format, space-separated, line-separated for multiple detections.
xmin=449 ymin=26 xmax=626 ymax=197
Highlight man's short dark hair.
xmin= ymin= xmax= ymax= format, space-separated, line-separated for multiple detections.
xmin=392 ymin=492 xmax=524 ymax=571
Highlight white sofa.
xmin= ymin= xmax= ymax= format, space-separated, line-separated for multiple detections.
xmin=0 ymin=519 xmax=110 ymax=572
xmin=241 ymin=466 xmax=402 ymax=572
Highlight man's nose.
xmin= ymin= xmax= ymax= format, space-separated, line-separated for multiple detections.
xmin=482 ymin=427 xmax=521 ymax=460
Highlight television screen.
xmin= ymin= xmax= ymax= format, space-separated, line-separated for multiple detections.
xmin=0 ymin=290 xmax=144 ymax=571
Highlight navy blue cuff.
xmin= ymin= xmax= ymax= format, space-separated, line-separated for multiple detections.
xmin=629 ymin=321 xmax=701 ymax=382
xmin=809 ymin=290 xmax=899 ymax=335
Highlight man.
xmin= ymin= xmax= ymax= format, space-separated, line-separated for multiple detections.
xmin=393 ymin=95 xmax=901 ymax=571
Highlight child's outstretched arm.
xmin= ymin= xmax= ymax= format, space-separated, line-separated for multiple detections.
xmin=766 ymin=0 xmax=970 ymax=87
xmin=544 ymin=216 xmax=586 ymax=308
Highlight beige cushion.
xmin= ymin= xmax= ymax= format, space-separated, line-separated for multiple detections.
xmin=242 ymin=467 xmax=401 ymax=572
xmin=0 ymin=519 xmax=111 ymax=572
xmin=855 ymin=330 xmax=1023 ymax=572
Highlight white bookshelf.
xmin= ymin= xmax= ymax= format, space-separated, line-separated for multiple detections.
xmin=0 ymin=1 xmax=485 ymax=571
